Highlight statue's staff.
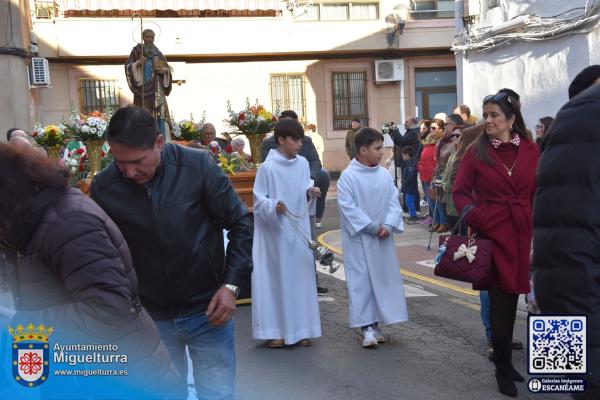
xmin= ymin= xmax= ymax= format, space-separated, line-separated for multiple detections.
xmin=131 ymin=13 xmax=144 ymax=110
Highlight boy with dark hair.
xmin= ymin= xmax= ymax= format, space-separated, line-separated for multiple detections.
xmin=252 ymin=118 xmax=322 ymax=348
xmin=279 ymin=109 xmax=299 ymax=120
xmin=400 ymin=146 xmax=419 ymax=223
xmin=337 ymin=127 xmax=408 ymax=348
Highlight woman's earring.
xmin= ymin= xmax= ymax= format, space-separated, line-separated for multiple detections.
xmin=509 ymin=125 xmax=513 ymax=131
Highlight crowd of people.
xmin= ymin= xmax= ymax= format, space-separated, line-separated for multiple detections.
xmin=1 ymin=65 xmax=600 ymax=400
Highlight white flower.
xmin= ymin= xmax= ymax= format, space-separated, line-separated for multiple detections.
xmin=81 ymin=125 xmax=90 ymax=133
xmin=257 ymin=116 xmax=265 ymax=122
xmin=90 ymin=127 xmax=98 ymax=134
xmin=210 ymin=141 xmax=219 ymax=148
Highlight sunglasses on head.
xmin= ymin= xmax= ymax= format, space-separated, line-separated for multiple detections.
xmin=483 ymin=92 xmax=513 ymax=105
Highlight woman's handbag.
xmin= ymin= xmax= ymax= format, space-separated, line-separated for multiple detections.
xmin=433 ymin=205 xmax=493 ymax=287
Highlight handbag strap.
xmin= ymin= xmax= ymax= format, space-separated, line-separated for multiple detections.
xmin=451 ymin=204 xmax=474 ymax=235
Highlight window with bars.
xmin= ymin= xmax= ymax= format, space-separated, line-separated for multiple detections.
xmin=79 ymin=79 xmax=120 ymax=115
xmin=270 ymin=74 xmax=306 ymax=120
xmin=331 ymin=71 xmax=368 ymax=130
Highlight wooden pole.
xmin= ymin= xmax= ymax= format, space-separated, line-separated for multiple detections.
xmin=131 ymin=13 xmax=144 ymax=111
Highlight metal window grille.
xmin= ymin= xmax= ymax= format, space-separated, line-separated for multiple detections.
xmin=270 ymin=74 xmax=306 ymax=120
xmin=332 ymin=71 xmax=368 ymax=130
xmin=79 ymin=80 xmax=120 ymax=115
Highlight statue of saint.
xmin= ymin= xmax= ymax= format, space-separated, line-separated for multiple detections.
xmin=125 ymin=29 xmax=172 ymax=139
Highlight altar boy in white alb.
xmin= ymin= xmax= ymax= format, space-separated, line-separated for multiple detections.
xmin=337 ymin=127 xmax=409 ymax=348
xmin=252 ymin=118 xmax=322 ymax=348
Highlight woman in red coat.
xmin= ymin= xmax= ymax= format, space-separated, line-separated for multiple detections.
xmin=453 ymin=91 xmax=538 ymax=398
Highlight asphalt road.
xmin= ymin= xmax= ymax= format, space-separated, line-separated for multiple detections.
xmin=233 ymin=195 xmax=568 ymax=400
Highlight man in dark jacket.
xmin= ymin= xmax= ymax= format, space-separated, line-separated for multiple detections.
xmin=390 ymin=117 xmax=421 ymax=214
xmin=533 ymin=81 xmax=600 ymax=400
xmin=91 ymin=106 xmax=253 ymax=400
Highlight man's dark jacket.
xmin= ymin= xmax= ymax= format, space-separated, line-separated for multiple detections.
xmin=91 ymin=143 xmax=253 ymax=320
xmin=390 ymin=126 xmax=420 ymax=165
xmin=261 ymin=135 xmax=322 ymax=181
xmin=533 ymin=83 xmax=600 ymax=394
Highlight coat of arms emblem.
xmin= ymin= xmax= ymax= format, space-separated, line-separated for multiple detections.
xmin=8 ymin=323 xmax=53 ymax=388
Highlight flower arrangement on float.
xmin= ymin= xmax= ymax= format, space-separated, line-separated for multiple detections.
xmin=62 ymin=108 xmax=109 ymax=142
xmin=61 ymin=107 xmax=111 ymax=177
xmin=225 ymin=99 xmax=279 ymax=164
xmin=226 ymin=99 xmax=278 ymax=136
xmin=31 ymin=123 xmax=66 ymax=160
xmin=171 ymin=112 xmax=206 ymax=143
xmin=214 ymin=142 xmax=244 ymax=175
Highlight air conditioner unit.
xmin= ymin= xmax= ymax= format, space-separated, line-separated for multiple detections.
xmin=30 ymin=57 xmax=50 ymax=86
xmin=375 ymin=59 xmax=404 ymax=83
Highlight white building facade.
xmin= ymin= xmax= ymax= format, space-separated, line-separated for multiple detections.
xmin=2 ymin=0 xmax=461 ymax=172
xmin=454 ymin=0 xmax=600 ymax=130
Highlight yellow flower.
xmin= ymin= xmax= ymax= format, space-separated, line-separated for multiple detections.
xmin=45 ymin=125 xmax=59 ymax=136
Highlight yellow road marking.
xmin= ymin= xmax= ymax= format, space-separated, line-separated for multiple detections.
xmin=317 ymin=232 xmax=343 ymax=254
xmin=317 ymin=230 xmax=478 ymax=297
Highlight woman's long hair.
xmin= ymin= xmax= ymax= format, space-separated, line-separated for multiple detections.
xmin=475 ymin=93 xmax=530 ymax=165
xmin=0 ymin=144 xmax=68 ymax=240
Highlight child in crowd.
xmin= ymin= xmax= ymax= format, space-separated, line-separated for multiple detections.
xmin=252 ymin=118 xmax=322 ymax=348
xmin=337 ymin=127 xmax=409 ymax=348
xmin=400 ymin=146 xmax=419 ymax=224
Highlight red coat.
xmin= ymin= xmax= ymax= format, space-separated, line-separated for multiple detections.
xmin=452 ymin=139 xmax=539 ymax=294
xmin=418 ymin=143 xmax=437 ymax=183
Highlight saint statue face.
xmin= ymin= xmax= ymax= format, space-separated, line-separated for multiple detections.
xmin=143 ymin=32 xmax=155 ymax=48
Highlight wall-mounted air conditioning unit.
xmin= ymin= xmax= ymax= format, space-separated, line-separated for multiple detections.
xmin=375 ymin=59 xmax=405 ymax=83
xmin=30 ymin=57 xmax=51 ymax=86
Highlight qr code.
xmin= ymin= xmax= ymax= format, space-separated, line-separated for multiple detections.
xmin=529 ymin=316 xmax=586 ymax=374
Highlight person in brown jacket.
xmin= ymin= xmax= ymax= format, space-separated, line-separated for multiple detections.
xmin=345 ymin=119 xmax=361 ymax=159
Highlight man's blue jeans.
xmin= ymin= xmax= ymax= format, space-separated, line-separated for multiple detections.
xmin=480 ymin=290 xmax=492 ymax=342
xmin=155 ymin=313 xmax=235 ymax=400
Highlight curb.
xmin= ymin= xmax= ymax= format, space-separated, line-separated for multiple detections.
xmin=317 ymin=230 xmax=477 ymax=297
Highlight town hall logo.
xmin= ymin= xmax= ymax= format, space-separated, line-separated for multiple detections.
xmin=8 ymin=324 xmax=53 ymax=388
